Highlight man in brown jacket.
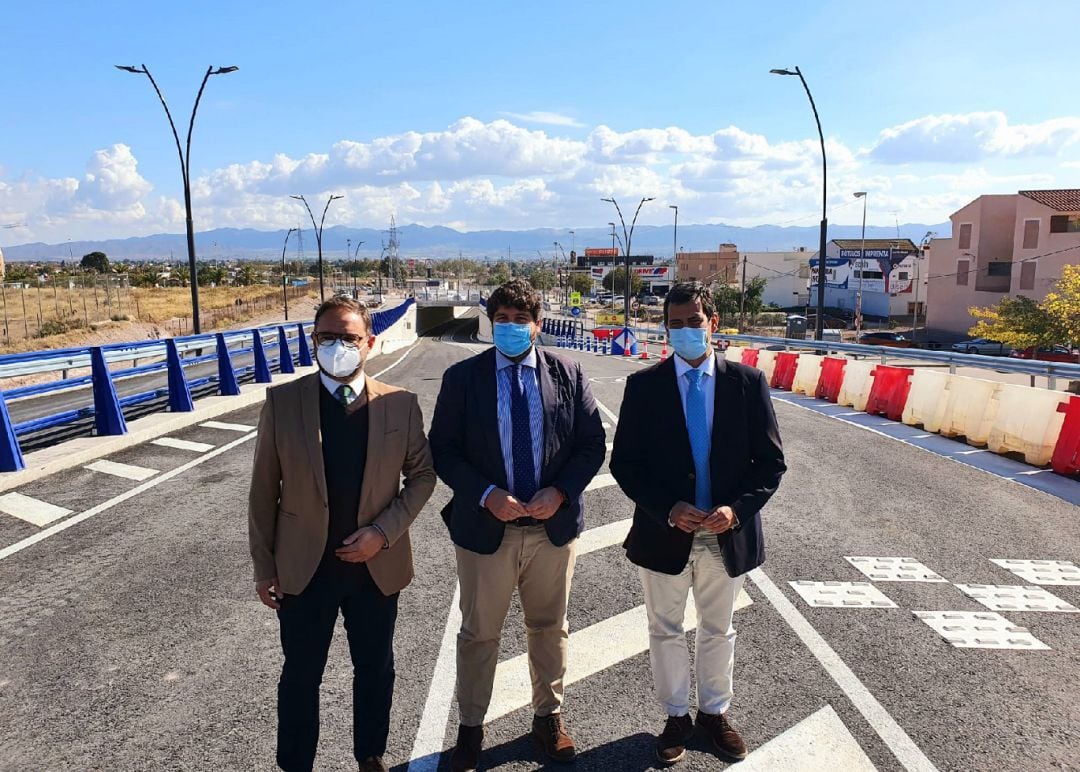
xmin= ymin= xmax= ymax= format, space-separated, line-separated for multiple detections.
xmin=248 ymin=296 xmax=436 ymax=772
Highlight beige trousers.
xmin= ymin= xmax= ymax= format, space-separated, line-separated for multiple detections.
xmin=455 ymin=525 xmax=576 ymax=727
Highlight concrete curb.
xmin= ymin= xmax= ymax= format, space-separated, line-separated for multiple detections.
xmin=0 ymin=366 xmax=318 ymax=494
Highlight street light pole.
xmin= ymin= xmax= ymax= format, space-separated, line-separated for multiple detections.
xmin=669 ymin=204 xmax=678 ymax=265
xmin=771 ymin=66 xmax=828 ymax=341
xmin=854 ymin=191 xmax=867 ymax=340
xmin=290 ymin=193 xmax=343 ymax=301
xmin=602 ymin=196 xmax=654 ymax=324
xmin=116 ymin=63 xmax=238 ymax=334
xmin=281 ymin=227 xmax=297 ymax=320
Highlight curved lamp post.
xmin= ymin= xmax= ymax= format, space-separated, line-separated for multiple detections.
xmin=281 ymin=227 xmax=297 ymax=319
xmin=116 ymin=64 xmax=238 ymax=334
xmin=771 ymin=66 xmax=827 ymax=341
xmin=290 ymin=193 xmax=343 ymax=301
xmin=601 ymin=196 xmax=654 ymax=324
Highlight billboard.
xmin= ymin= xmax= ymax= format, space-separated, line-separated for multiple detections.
xmin=590 ymin=265 xmax=673 ymax=282
xmin=810 ymin=249 xmax=917 ymax=294
xmin=584 ymin=247 xmax=619 ymax=257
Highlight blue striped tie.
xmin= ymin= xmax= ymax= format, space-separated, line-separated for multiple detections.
xmin=510 ymin=364 xmax=537 ymax=503
xmin=684 ymin=369 xmax=711 ymax=511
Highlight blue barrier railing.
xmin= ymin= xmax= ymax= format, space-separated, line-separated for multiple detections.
xmin=0 ymin=298 xmax=416 ymax=472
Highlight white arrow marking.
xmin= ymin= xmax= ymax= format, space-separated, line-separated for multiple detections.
xmin=736 ymin=705 xmax=877 ymax=771
xmin=485 ymin=589 xmax=752 ymax=722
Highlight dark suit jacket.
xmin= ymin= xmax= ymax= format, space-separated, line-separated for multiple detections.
xmin=429 ymin=347 xmax=607 ymax=554
xmin=610 ymin=354 xmax=786 ymax=577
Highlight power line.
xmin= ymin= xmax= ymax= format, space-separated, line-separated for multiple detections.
xmin=924 ymin=242 xmax=1080 ymax=281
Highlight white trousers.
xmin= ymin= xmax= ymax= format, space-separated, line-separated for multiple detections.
xmin=640 ymin=536 xmax=745 ymax=717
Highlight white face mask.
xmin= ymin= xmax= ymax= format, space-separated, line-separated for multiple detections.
xmin=316 ymin=341 xmax=363 ymax=378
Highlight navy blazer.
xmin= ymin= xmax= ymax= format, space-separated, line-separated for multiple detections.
xmin=429 ymin=347 xmax=607 ymax=554
xmin=610 ymin=354 xmax=786 ymax=577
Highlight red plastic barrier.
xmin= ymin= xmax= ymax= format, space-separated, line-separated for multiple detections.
xmin=740 ymin=348 xmax=760 ymax=368
xmin=865 ymin=365 xmax=915 ymax=421
xmin=1052 ymin=396 xmax=1080 ymax=476
xmin=771 ymin=352 xmax=800 ymax=390
xmin=815 ymin=357 xmax=848 ymax=403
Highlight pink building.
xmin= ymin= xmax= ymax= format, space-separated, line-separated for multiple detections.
xmin=926 ymin=189 xmax=1080 ymax=337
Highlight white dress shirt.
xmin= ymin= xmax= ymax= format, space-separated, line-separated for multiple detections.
xmin=320 ymin=370 xmax=367 ymax=404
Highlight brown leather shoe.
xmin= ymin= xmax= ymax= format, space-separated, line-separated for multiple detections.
xmin=656 ymin=714 xmax=695 ymax=765
xmin=357 ymin=758 xmax=388 ymax=772
xmin=696 ymin=710 xmax=748 ymax=761
xmin=532 ymin=713 xmax=577 ymax=762
xmin=450 ymin=724 xmax=484 ymax=772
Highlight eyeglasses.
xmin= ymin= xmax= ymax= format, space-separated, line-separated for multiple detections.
xmin=314 ymin=332 xmax=366 ymax=350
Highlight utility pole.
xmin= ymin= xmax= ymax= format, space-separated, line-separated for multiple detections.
xmin=739 ymin=253 xmax=748 ymax=329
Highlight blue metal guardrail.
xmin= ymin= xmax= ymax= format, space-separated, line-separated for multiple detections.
xmin=539 ymin=316 xmax=1080 ymax=388
xmin=0 ymin=298 xmax=416 ymax=473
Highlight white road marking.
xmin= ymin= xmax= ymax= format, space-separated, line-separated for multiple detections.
xmin=954 ymin=584 xmax=1078 ymax=613
xmin=84 ymin=459 xmax=159 ymax=482
xmin=955 ymin=449 xmax=990 ymax=455
xmin=593 ymin=398 xmax=620 ymax=425
xmin=912 ymin=434 xmax=933 ymax=439
xmin=584 ymin=473 xmax=616 ymax=492
xmin=788 ymin=580 xmax=898 ymax=608
xmin=837 ymin=411 xmax=864 ymax=416
xmin=913 ymin=610 xmax=1050 ymax=650
xmin=737 ymin=705 xmax=877 ymax=771
xmin=0 ymin=432 xmax=257 ymax=562
xmin=750 ymin=568 xmax=940 ymax=771
xmin=1014 ymin=469 xmax=1053 ymax=476
xmin=0 ymin=493 xmax=73 ymax=527
xmin=485 ymin=589 xmax=752 ymax=722
xmin=373 ymin=342 xmax=421 ymax=378
xmin=845 ymin=557 xmax=948 ymax=583
xmin=991 ymin=559 xmax=1080 ymax=586
xmin=601 ymin=422 xmax=612 ymax=430
xmin=151 ymin=437 xmax=215 ymax=453
xmin=200 ymin=420 xmax=255 ymax=432
xmin=605 ymin=441 xmax=614 ymax=452
xmin=407 ymin=584 xmax=462 ymax=772
xmin=576 ymin=518 xmax=631 ymax=556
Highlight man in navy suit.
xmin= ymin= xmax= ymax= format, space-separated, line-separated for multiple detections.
xmin=611 ymin=281 xmax=786 ymax=766
xmin=429 ymin=279 xmax=606 ymax=771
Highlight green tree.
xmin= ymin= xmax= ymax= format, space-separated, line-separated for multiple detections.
xmin=568 ymin=272 xmax=593 ymax=296
xmin=602 ymin=267 xmax=643 ymax=296
xmin=1041 ymin=262 xmax=1080 ymax=343
xmin=968 ymin=264 xmax=1080 ymax=348
xmin=490 ymin=261 xmax=511 ymax=287
xmin=741 ymin=276 xmax=768 ymax=321
xmin=81 ymin=251 xmax=110 ymax=273
xmin=527 ymin=268 xmax=556 ymax=291
xmin=235 ymin=264 xmax=258 ymax=286
xmin=713 ymin=284 xmax=740 ymax=321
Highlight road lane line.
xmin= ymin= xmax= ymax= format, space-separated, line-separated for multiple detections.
xmin=737 ymin=705 xmax=877 ymax=771
xmin=200 ymin=420 xmax=256 ymax=432
xmin=0 ymin=493 xmax=73 ymax=527
xmin=84 ymin=459 xmax=159 ymax=481
xmin=0 ymin=432 xmax=257 ymax=563
xmin=373 ymin=342 xmax=421 ymax=379
xmin=408 ymin=583 xmax=462 ymax=772
xmin=151 ymin=437 xmax=215 ymax=453
xmin=584 ymin=473 xmax=616 ymax=492
xmin=577 ymin=518 xmax=631 ymax=556
xmin=594 ymin=398 xmax=619 ymax=424
xmin=749 ymin=567 xmax=939 ymax=772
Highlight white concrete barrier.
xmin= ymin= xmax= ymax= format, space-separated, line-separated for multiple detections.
xmin=986 ymin=385 xmax=1070 ymax=466
xmin=756 ymin=350 xmax=779 ymax=383
xmin=791 ymin=353 xmax=824 ymax=396
xmin=938 ymin=376 xmax=1003 ymax=446
xmin=836 ymin=359 xmax=875 ymax=411
xmin=374 ymin=303 xmax=418 ymax=356
xmin=901 ymin=370 xmax=954 ymax=433
xmin=724 ymin=347 xmax=743 ymax=363
xmin=477 ymin=309 xmax=493 ymax=344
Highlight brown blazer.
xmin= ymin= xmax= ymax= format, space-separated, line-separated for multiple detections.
xmin=248 ymin=372 xmax=436 ymax=596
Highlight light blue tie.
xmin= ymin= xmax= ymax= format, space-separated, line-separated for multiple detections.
xmin=685 ymin=369 xmax=712 ymax=511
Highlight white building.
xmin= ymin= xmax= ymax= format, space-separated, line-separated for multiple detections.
xmin=738 ymin=249 xmax=813 ymax=308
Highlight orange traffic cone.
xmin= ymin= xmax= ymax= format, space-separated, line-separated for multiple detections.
xmin=660 ymin=342 xmax=668 ymax=361
xmin=639 ymin=341 xmax=649 ymax=360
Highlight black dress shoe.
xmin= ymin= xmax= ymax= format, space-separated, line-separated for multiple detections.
xmin=696 ymin=710 xmax=748 ymax=761
xmin=450 ymin=723 xmax=484 ymax=772
xmin=358 ymin=757 xmax=388 ymax=772
xmin=656 ymin=714 xmax=695 ymax=765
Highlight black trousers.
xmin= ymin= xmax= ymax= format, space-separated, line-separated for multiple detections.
xmin=275 ymin=563 xmax=399 ymax=772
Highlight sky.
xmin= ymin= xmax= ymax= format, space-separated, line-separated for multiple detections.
xmin=2 ymin=0 xmax=1079 ymax=246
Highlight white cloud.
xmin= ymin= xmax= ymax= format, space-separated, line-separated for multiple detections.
xmin=869 ymin=111 xmax=1080 ymax=164
xmin=500 ymin=111 xmax=584 ymax=128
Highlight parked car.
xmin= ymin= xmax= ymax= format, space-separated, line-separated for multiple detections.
xmin=640 ymin=294 xmax=661 ymax=306
xmin=1009 ymin=345 xmax=1080 ymax=364
xmin=858 ymin=331 xmax=913 ymax=348
xmin=951 ymin=338 xmax=1014 ymax=356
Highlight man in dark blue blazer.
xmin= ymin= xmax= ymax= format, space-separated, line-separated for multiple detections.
xmin=611 ymin=282 xmax=786 ymax=766
xmin=429 ymin=279 xmax=606 ymax=771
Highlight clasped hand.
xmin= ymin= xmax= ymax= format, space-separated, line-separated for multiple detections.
xmin=669 ymin=502 xmax=736 ymax=534
xmin=486 ymin=487 xmax=565 ymax=522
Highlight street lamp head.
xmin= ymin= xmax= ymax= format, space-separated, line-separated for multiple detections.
xmin=669 ymin=204 xmax=677 ymax=210
xmin=770 ymin=68 xmax=797 ymax=76
xmin=601 ymin=197 xmax=614 ymax=203
xmin=643 ymin=197 xmax=655 ymax=202
xmin=854 ymin=191 xmax=867 ymax=198
xmin=289 ymin=194 xmax=305 ymax=201
xmin=330 ymin=194 xmax=344 ymax=201
xmin=115 ymin=65 xmax=146 ymax=74
xmin=211 ymin=66 xmax=239 ymax=75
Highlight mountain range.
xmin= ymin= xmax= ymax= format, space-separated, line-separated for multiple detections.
xmin=2 ymin=222 xmax=951 ymax=263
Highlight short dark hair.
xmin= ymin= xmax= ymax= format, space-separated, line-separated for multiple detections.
xmin=314 ymin=295 xmax=372 ymax=333
xmin=487 ymin=279 xmax=542 ymax=323
xmin=663 ymin=281 xmax=715 ymax=325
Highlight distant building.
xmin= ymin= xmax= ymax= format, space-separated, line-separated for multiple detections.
xmin=676 ymin=244 xmax=739 ymax=283
xmin=809 ymin=238 xmax=924 ymax=319
xmin=926 ymin=189 xmax=1080 ymax=337
xmin=738 ymin=249 xmax=813 ymax=308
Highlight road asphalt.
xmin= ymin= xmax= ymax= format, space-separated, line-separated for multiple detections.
xmin=0 ymin=317 xmax=1077 ymax=771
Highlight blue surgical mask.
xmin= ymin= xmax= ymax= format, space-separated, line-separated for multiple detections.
xmin=668 ymin=327 xmax=711 ymax=361
xmin=493 ymin=322 xmax=534 ymax=358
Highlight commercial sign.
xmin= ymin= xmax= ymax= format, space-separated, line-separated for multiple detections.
xmin=810 ymin=249 xmax=916 ymax=294
xmin=584 ymin=247 xmax=620 ymax=257
xmin=589 ymin=265 xmax=674 ymax=282
xmin=570 ymin=291 xmax=582 ymax=307
xmin=596 ymin=312 xmax=625 ymax=325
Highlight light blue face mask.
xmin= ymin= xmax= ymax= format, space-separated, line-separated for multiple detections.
xmin=493 ymin=322 xmax=534 ymax=358
xmin=668 ymin=326 xmax=711 ymax=361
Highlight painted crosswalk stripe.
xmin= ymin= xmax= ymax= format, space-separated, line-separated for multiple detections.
xmin=584 ymin=473 xmax=616 ymax=492
xmin=85 ymin=460 xmax=159 ymax=482
xmin=200 ymin=420 xmax=256 ymax=432
xmin=151 ymin=437 xmax=215 ymax=453
xmin=738 ymin=705 xmax=877 ymax=771
xmin=577 ymin=518 xmax=631 ymax=556
xmin=0 ymin=492 xmax=73 ymax=527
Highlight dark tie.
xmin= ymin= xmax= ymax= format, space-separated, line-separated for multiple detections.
xmin=510 ymin=364 xmax=537 ymax=503
xmin=334 ymin=384 xmax=354 ymax=407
